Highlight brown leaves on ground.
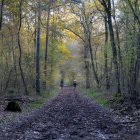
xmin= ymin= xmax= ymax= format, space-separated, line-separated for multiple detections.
xmin=0 ymin=88 xmax=140 ymax=140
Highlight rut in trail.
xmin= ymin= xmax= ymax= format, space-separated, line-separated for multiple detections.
xmin=0 ymin=87 xmax=139 ymax=140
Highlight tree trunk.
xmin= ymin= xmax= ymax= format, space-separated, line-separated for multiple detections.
xmin=82 ymin=2 xmax=99 ymax=88
xmin=0 ymin=0 xmax=4 ymax=30
xmin=88 ymin=37 xmax=99 ymax=87
xmin=84 ymin=43 xmax=90 ymax=89
xmin=44 ymin=1 xmax=51 ymax=90
xmin=36 ymin=0 xmax=41 ymax=93
xmin=112 ymin=0 xmax=125 ymax=92
xmin=34 ymin=11 xmax=37 ymax=60
xmin=18 ymin=0 xmax=28 ymax=94
xmin=99 ymin=0 xmax=121 ymax=94
xmin=106 ymin=0 xmax=121 ymax=95
xmin=104 ymin=13 xmax=110 ymax=90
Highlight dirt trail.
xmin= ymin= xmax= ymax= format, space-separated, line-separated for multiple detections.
xmin=0 ymin=87 xmax=139 ymax=140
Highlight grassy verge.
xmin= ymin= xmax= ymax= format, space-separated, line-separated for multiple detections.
xmin=29 ymin=90 xmax=56 ymax=109
xmin=84 ymin=89 xmax=111 ymax=107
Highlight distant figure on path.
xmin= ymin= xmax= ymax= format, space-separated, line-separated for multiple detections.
xmin=73 ymin=79 xmax=77 ymax=91
xmin=60 ymin=79 xmax=64 ymax=90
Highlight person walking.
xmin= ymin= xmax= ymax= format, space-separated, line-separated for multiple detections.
xmin=73 ymin=79 xmax=77 ymax=91
xmin=60 ymin=79 xmax=64 ymax=90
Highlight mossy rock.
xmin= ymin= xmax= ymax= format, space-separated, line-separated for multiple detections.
xmin=5 ymin=101 xmax=21 ymax=112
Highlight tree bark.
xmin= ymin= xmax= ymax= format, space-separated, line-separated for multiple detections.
xmin=36 ymin=0 xmax=41 ymax=93
xmin=44 ymin=1 xmax=51 ymax=90
xmin=88 ymin=37 xmax=100 ymax=87
xmin=18 ymin=0 xmax=28 ymax=94
xmin=100 ymin=0 xmax=121 ymax=95
xmin=0 ymin=0 xmax=4 ymax=30
xmin=112 ymin=0 xmax=125 ymax=92
xmin=84 ymin=42 xmax=90 ymax=89
xmin=104 ymin=13 xmax=110 ymax=90
xmin=82 ymin=2 xmax=99 ymax=87
xmin=34 ymin=11 xmax=37 ymax=60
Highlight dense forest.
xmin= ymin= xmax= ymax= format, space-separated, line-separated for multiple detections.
xmin=0 ymin=0 xmax=139 ymax=101
xmin=0 ymin=0 xmax=140 ymax=139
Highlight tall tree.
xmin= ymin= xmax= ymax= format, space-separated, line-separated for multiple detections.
xmin=44 ymin=0 xmax=51 ymax=90
xmin=112 ymin=0 xmax=125 ymax=92
xmin=36 ymin=0 xmax=41 ymax=93
xmin=99 ymin=0 xmax=121 ymax=95
xmin=18 ymin=0 xmax=28 ymax=94
xmin=81 ymin=1 xmax=99 ymax=87
xmin=104 ymin=13 xmax=110 ymax=90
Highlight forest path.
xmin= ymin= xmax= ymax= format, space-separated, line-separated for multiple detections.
xmin=0 ymin=87 xmax=139 ymax=140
